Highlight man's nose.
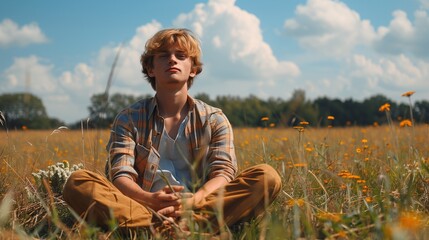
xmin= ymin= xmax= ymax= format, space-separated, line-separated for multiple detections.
xmin=168 ymin=54 xmax=177 ymax=64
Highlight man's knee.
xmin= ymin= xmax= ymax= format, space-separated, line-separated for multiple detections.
xmin=244 ymin=164 xmax=282 ymax=196
xmin=256 ymin=164 xmax=282 ymax=194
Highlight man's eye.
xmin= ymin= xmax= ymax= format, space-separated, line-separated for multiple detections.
xmin=176 ymin=53 xmax=187 ymax=59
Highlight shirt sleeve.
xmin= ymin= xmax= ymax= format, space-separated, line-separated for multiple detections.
xmin=105 ymin=110 xmax=139 ymax=182
xmin=205 ymin=111 xmax=238 ymax=182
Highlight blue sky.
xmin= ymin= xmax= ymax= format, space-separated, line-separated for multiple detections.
xmin=1 ymin=0 xmax=428 ymax=124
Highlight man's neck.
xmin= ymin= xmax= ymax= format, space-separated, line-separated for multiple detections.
xmin=156 ymin=90 xmax=188 ymax=119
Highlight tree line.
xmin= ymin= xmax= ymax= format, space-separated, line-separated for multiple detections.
xmin=1 ymin=90 xmax=428 ymax=130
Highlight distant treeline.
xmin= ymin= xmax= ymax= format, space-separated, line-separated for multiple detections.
xmin=1 ymin=90 xmax=428 ymax=130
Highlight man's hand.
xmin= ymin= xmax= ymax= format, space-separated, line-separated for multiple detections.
xmin=155 ymin=185 xmax=193 ymax=217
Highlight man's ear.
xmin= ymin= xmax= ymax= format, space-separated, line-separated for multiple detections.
xmin=148 ymin=68 xmax=155 ymax=77
xmin=189 ymin=67 xmax=197 ymax=78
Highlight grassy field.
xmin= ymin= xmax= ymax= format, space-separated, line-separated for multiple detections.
xmin=1 ymin=122 xmax=429 ymax=239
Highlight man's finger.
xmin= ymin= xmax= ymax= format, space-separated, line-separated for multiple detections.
xmin=157 ymin=206 xmax=176 ymax=216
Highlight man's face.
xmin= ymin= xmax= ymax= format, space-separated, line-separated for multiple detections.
xmin=148 ymin=45 xmax=196 ymax=91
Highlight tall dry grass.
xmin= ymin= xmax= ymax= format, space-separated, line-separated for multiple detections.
xmin=0 ymin=122 xmax=429 ymax=239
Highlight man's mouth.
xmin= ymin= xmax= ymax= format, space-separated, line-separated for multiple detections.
xmin=166 ymin=67 xmax=180 ymax=72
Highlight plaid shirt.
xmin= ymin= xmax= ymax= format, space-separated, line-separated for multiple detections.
xmin=105 ymin=95 xmax=237 ymax=191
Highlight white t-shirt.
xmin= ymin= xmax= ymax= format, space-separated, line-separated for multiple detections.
xmin=150 ymin=116 xmax=193 ymax=192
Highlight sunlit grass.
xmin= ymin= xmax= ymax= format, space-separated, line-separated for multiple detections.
xmin=1 ymin=122 xmax=429 ymax=239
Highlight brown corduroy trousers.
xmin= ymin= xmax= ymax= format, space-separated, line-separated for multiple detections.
xmin=63 ymin=163 xmax=282 ymax=231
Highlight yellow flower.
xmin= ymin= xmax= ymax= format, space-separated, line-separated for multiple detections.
xmin=269 ymin=123 xmax=276 ymax=127
xmin=293 ymin=163 xmax=308 ymax=168
xmin=286 ymin=198 xmax=305 ymax=207
xmin=399 ymin=211 xmax=423 ymax=231
xmin=379 ymin=103 xmax=391 ymax=112
xmin=317 ymin=212 xmax=342 ymax=222
xmin=399 ymin=119 xmax=412 ymax=127
xmin=401 ymin=91 xmax=415 ymax=97
xmin=346 ymin=175 xmax=361 ymax=180
xmin=299 ymin=121 xmax=309 ymax=125
xmin=260 ymin=117 xmax=269 ymax=121
xmin=361 ymin=139 xmax=368 ymax=144
xmin=327 ymin=115 xmax=335 ymax=120
xmin=365 ymin=196 xmax=373 ymax=203
xmin=293 ymin=126 xmax=304 ymax=132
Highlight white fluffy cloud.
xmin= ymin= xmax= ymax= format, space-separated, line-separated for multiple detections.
xmin=1 ymin=56 xmax=97 ymax=121
xmin=374 ymin=10 xmax=429 ymax=58
xmin=284 ymin=0 xmax=376 ymax=57
xmin=282 ymin=0 xmax=429 ymax=102
xmin=0 ymin=19 xmax=48 ymax=47
xmin=420 ymin=0 xmax=429 ymax=9
xmin=338 ymin=53 xmax=429 ymax=102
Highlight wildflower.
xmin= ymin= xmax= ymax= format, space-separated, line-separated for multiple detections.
xmin=401 ymin=91 xmax=415 ymax=97
xmin=379 ymin=103 xmax=391 ymax=112
xmin=357 ymin=179 xmax=366 ymax=184
xmin=293 ymin=126 xmax=304 ymax=132
xmin=260 ymin=117 xmax=269 ymax=121
xmin=293 ymin=163 xmax=307 ymax=168
xmin=286 ymin=198 xmax=305 ymax=207
xmin=356 ymin=148 xmax=362 ymax=153
xmin=269 ymin=123 xmax=275 ymax=128
xmin=361 ymin=139 xmax=368 ymax=144
xmin=346 ymin=175 xmax=361 ymax=180
xmin=365 ymin=196 xmax=373 ymax=203
xmin=399 ymin=211 xmax=423 ymax=231
xmin=337 ymin=231 xmax=347 ymax=238
xmin=327 ymin=116 xmax=335 ymax=120
xmin=338 ymin=170 xmax=351 ymax=177
xmin=317 ymin=212 xmax=342 ymax=223
xmin=399 ymin=119 xmax=412 ymax=127
xmin=299 ymin=121 xmax=309 ymax=125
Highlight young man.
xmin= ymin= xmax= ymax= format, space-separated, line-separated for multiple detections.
xmin=63 ymin=28 xmax=282 ymax=234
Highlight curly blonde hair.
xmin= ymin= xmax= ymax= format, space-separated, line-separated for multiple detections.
xmin=140 ymin=28 xmax=203 ymax=90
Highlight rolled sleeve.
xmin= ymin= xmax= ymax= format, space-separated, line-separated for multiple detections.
xmin=206 ymin=112 xmax=237 ymax=182
xmin=105 ymin=111 xmax=139 ymax=182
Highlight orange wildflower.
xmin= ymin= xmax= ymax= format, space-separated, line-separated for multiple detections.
xmin=401 ymin=91 xmax=415 ymax=97
xmin=399 ymin=211 xmax=423 ymax=231
xmin=286 ymin=198 xmax=305 ymax=207
xmin=399 ymin=119 xmax=412 ymax=127
xmin=293 ymin=163 xmax=308 ymax=168
xmin=317 ymin=212 xmax=342 ymax=223
xmin=379 ymin=103 xmax=391 ymax=112
xmin=260 ymin=117 xmax=269 ymax=121
xmin=327 ymin=115 xmax=335 ymax=120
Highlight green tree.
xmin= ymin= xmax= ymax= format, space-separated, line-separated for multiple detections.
xmin=87 ymin=92 xmax=150 ymax=128
xmin=0 ymin=93 xmax=64 ymax=129
xmin=288 ymin=89 xmax=318 ymax=126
